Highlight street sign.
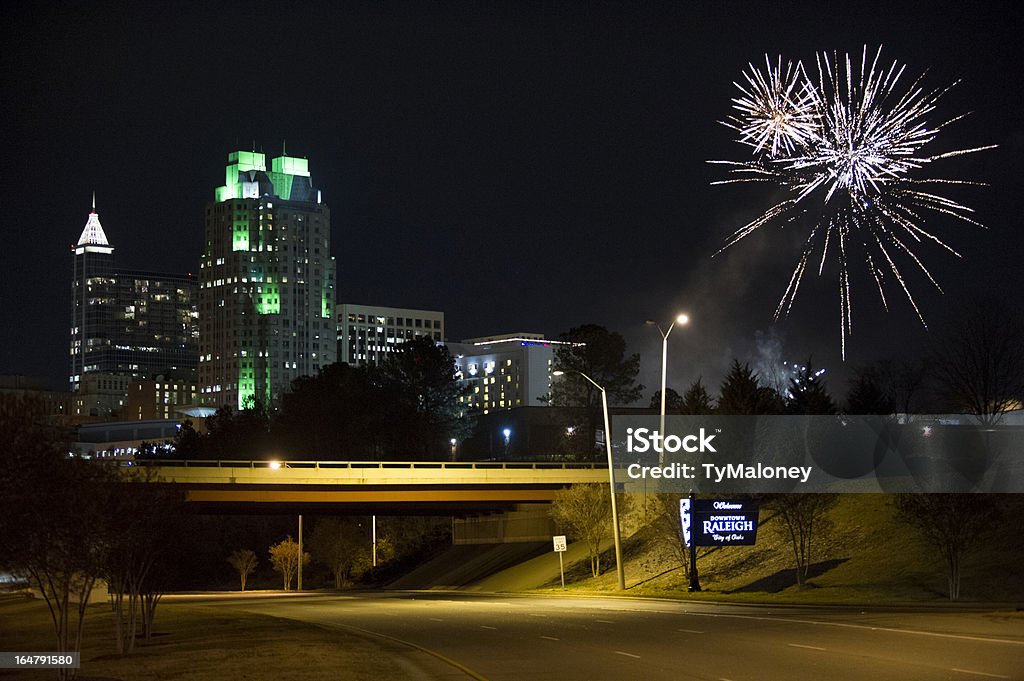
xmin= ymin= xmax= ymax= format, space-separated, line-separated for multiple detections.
xmin=680 ymin=498 xmax=759 ymax=546
xmin=552 ymin=535 xmax=567 ymax=589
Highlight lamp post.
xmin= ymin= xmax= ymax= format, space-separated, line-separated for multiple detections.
xmin=646 ymin=314 xmax=689 ymax=464
xmin=552 ymin=369 xmax=625 ymax=590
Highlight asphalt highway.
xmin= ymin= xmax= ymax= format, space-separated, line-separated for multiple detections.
xmin=176 ymin=592 xmax=1024 ymax=680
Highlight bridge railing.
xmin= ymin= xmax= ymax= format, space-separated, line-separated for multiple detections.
xmin=132 ymin=459 xmax=605 ymax=471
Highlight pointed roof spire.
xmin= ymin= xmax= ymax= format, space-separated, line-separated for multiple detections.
xmin=282 ymin=139 xmax=286 ymax=155
xmin=77 ymin=194 xmax=110 ymax=247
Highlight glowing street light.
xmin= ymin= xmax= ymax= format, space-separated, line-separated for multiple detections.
xmin=646 ymin=314 xmax=690 ymax=464
xmin=552 ymin=369 xmax=625 ymax=590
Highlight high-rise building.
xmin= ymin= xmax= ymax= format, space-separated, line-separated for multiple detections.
xmin=70 ymin=199 xmax=198 ymax=393
xmin=336 ymin=303 xmax=444 ymax=366
xmin=199 ymin=149 xmax=337 ymax=410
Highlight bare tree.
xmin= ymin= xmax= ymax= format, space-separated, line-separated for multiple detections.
xmin=0 ymin=395 xmax=112 ymax=680
xmin=767 ymin=494 xmax=837 ymax=587
xmin=648 ymin=493 xmax=709 ymax=584
xmin=227 ymin=549 xmax=258 ymax=591
xmin=894 ymin=494 xmax=1001 ymax=601
xmin=308 ymin=518 xmax=393 ymax=589
xmin=104 ymin=466 xmax=185 ymax=655
xmin=929 ymin=302 xmax=1024 ymax=425
xmin=550 ymin=484 xmax=618 ymax=578
xmin=268 ymin=536 xmax=310 ymax=590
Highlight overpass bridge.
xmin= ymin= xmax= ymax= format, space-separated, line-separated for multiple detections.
xmin=135 ymin=459 xmax=608 ymax=515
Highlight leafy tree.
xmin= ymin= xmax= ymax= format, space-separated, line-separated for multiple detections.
xmin=171 ymin=419 xmax=205 ymax=459
xmin=550 ymin=483 xmax=619 ymax=578
xmin=680 ymin=378 xmax=715 ymax=415
xmin=276 ymin=363 xmax=384 ymax=459
xmin=767 ymin=494 xmax=837 ymax=587
xmin=201 ymin=405 xmax=272 ymax=459
xmin=227 ymin=549 xmax=258 ymax=591
xmin=548 ymin=325 xmax=643 ymax=408
xmin=268 ymin=536 xmax=310 ymax=590
xmin=929 ymin=301 xmax=1024 ymax=424
xmin=548 ymin=325 xmax=642 ymax=458
xmin=716 ymin=361 xmax=784 ymax=415
xmin=375 ymin=336 xmax=474 ymax=458
xmin=785 ymin=359 xmax=837 ymax=415
xmin=894 ymin=494 xmax=1001 ymax=601
xmin=649 ymin=388 xmax=683 ymax=413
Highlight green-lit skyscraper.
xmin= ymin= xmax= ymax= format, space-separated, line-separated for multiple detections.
xmin=198 ymin=149 xmax=337 ymax=410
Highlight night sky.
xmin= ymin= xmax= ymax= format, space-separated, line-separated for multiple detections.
xmin=2 ymin=1 xmax=1022 ymax=399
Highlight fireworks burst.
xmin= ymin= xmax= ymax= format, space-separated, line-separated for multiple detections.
xmin=712 ymin=46 xmax=995 ymax=358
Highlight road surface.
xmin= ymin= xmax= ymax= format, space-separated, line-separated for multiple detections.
xmin=170 ymin=592 xmax=1024 ymax=680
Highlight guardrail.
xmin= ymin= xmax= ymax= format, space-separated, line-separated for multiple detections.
xmin=132 ymin=459 xmax=605 ymax=471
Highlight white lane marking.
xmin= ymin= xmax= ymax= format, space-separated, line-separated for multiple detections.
xmin=479 ymin=625 xmax=497 ymax=630
xmin=788 ymin=643 xmax=826 ymax=652
xmin=678 ymin=628 xmax=705 ymax=634
xmin=596 ymin=619 xmax=615 ymax=624
xmin=720 ymin=678 xmax=735 ymax=681
xmin=615 ymin=651 xmax=641 ymax=659
xmin=528 ymin=613 xmax=547 ymax=617
xmin=951 ymin=669 xmax=1010 ymax=679
xmin=540 ymin=635 xmax=560 ymax=641
xmin=620 ymin=609 xmax=1024 ymax=647
xmin=428 ymin=617 xmax=444 ymax=622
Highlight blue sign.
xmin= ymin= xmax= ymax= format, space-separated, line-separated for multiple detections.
xmin=680 ymin=498 xmax=759 ymax=546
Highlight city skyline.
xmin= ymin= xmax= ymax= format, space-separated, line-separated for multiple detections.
xmin=2 ymin=2 xmax=1023 ymax=396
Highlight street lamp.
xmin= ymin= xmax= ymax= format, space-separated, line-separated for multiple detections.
xmin=552 ymin=369 xmax=626 ymax=590
xmin=646 ymin=314 xmax=689 ymax=464
xmin=502 ymin=428 xmax=511 ymax=457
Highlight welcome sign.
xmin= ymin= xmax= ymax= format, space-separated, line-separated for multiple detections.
xmin=681 ymin=498 xmax=759 ymax=546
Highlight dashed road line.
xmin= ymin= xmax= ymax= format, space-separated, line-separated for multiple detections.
xmin=595 ymin=619 xmax=615 ymax=624
xmin=479 ymin=625 xmax=497 ymax=630
xmin=951 ymin=669 xmax=1010 ymax=679
xmin=787 ymin=643 xmax=826 ymax=652
xmin=614 ymin=651 xmax=641 ymax=659
xmin=540 ymin=635 xmax=560 ymax=641
xmin=678 ymin=628 xmax=704 ymax=634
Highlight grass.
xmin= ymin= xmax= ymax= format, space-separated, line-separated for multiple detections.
xmin=488 ymin=494 xmax=1024 ymax=606
xmin=0 ymin=593 xmax=414 ymax=681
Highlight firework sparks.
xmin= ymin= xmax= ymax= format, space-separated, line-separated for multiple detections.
xmin=713 ymin=46 xmax=995 ymax=358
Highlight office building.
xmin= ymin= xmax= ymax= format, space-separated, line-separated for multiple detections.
xmin=448 ymin=333 xmax=574 ymax=414
xmin=70 ymin=199 xmax=198 ymax=393
xmin=336 ymin=303 xmax=444 ymax=366
xmin=198 ymin=149 xmax=337 ymax=410
xmin=127 ymin=373 xmax=198 ymax=421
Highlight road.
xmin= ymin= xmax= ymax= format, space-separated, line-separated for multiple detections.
xmin=172 ymin=592 xmax=1024 ymax=680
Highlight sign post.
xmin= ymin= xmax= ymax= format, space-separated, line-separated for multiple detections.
xmin=553 ymin=535 xmax=567 ymax=589
xmin=687 ymin=492 xmax=700 ymax=592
